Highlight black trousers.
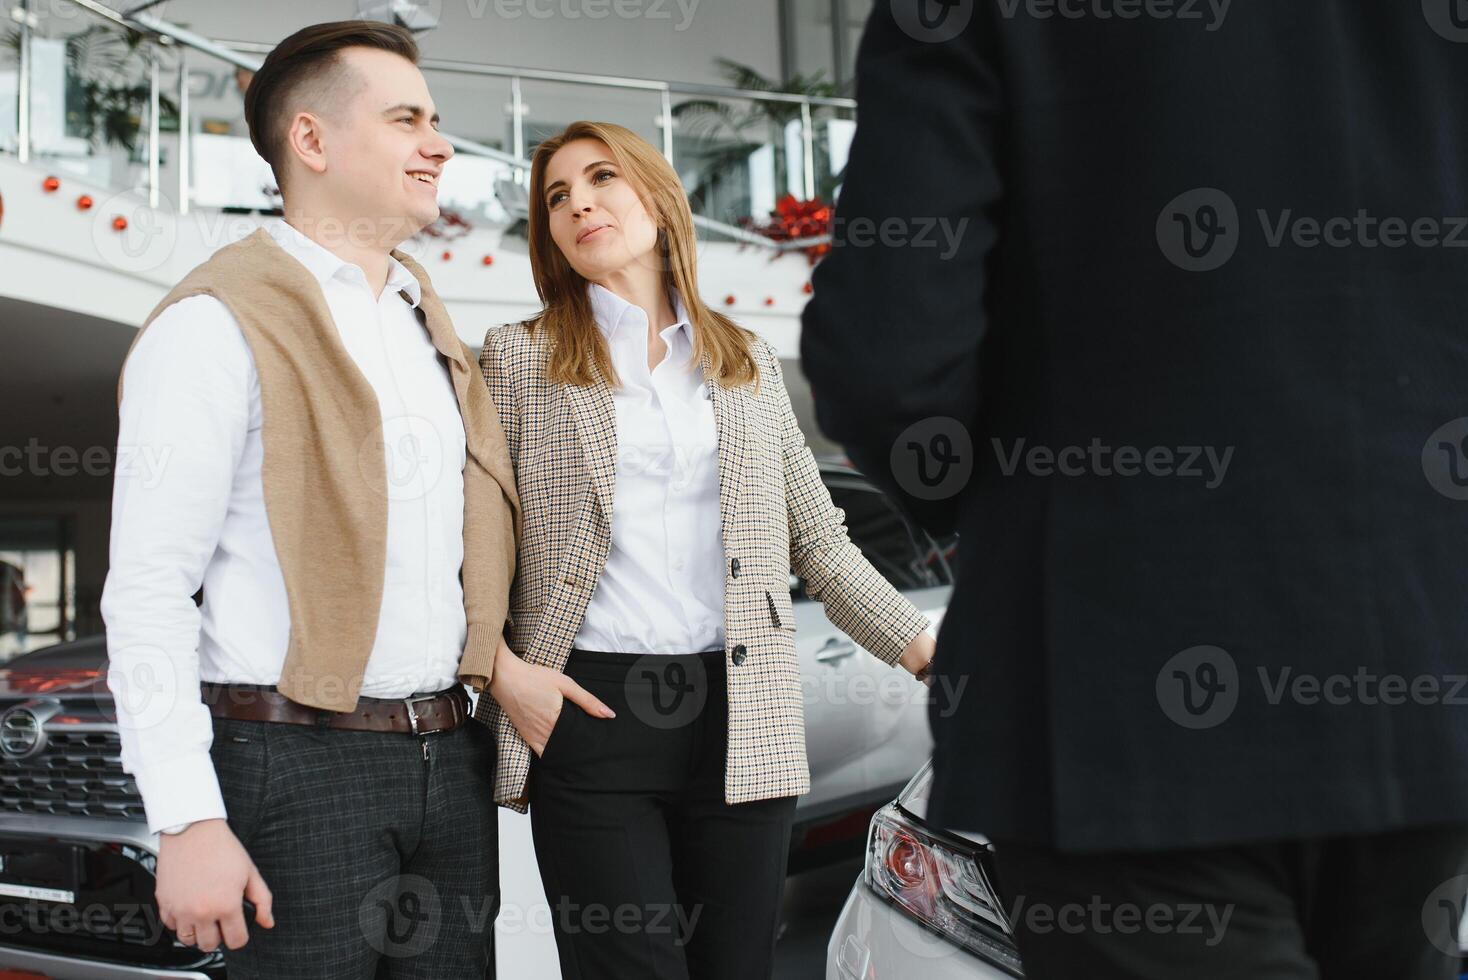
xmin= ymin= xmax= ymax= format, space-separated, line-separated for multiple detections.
xmin=527 ymin=648 xmax=798 ymax=980
xmin=989 ymin=823 xmax=1468 ymax=980
xmin=209 ymin=698 xmax=499 ymax=979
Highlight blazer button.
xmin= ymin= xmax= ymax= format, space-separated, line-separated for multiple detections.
xmin=731 ymin=644 xmax=747 ymax=666
xmin=730 ymin=557 xmax=741 ymax=579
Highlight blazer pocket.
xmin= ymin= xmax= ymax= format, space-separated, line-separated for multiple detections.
xmin=766 ymin=588 xmax=798 ymax=631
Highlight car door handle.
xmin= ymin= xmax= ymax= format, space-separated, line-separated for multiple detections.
xmin=815 ymin=637 xmax=858 ymax=664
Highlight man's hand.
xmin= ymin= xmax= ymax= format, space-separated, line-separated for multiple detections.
xmin=488 ymin=638 xmax=615 ymax=755
xmin=156 ymin=818 xmax=274 ymax=951
xmin=898 ymin=629 xmax=937 ymax=685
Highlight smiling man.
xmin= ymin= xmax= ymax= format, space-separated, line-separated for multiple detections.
xmin=100 ymin=21 xmax=518 ymax=979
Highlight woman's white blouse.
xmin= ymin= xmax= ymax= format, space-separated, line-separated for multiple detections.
xmin=571 ymin=284 xmax=727 ymax=655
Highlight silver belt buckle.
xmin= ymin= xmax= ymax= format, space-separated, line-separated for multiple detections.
xmin=404 ymin=693 xmax=442 ymax=735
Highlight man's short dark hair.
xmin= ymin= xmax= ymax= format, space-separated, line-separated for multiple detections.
xmin=244 ymin=21 xmax=420 ymax=186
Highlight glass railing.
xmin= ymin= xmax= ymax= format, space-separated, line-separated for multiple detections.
xmin=2 ymin=0 xmax=852 ymax=250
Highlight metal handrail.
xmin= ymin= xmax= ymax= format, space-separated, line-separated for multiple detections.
xmin=16 ymin=0 xmax=836 ymax=252
xmin=214 ymin=38 xmax=859 ymax=110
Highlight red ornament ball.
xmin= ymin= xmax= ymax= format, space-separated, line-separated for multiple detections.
xmin=112 ymin=216 xmax=128 ymax=232
xmin=763 ymin=296 xmax=774 ymax=307
xmin=802 ymin=282 xmax=813 ymax=294
xmin=76 ymin=195 xmax=93 ymax=211
xmin=42 ymin=176 xmax=60 ymax=193
xmin=482 ymin=254 xmax=494 ymax=266
xmin=724 ymin=294 xmax=736 ymax=306
xmin=441 ymin=250 xmax=452 ymax=261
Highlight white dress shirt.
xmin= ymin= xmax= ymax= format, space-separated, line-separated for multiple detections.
xmin=101 ymin=220 xmax=468 ymax=833
xmin=572 ymin=284 xmax=726 ymax=655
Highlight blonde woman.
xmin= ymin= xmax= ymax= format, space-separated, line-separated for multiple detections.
xmin=478 ymin=121 xmax=936 ymax=980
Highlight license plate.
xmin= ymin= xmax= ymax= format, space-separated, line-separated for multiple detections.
xmin=0 ymin=842 xmax=82 ymax=906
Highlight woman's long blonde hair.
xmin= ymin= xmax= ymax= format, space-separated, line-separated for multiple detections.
xmin=523 ymin=121 xmax=760 ymax=391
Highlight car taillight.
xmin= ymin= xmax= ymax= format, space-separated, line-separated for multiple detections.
xmin=864 ymin=770 xmax=1023 ymax=975
xmin=884 ymin=830 xmax=928 ymax=890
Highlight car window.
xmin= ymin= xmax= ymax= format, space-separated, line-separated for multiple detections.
xmin=792 ymin=474 xmax=954 ymax=598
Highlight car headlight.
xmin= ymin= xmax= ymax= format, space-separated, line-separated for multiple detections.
xmin=864 ymin=763 xmax=1023 ymax=975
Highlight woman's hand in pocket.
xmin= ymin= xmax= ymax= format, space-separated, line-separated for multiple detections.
xmin=488 ymin=638 xmax=615 ymax=755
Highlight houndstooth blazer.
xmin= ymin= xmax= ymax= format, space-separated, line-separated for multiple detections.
xmin=476 ymin=318 xmax=932 ymax=812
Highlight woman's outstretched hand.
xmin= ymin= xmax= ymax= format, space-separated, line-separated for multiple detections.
xmin=488 ymin=638 xmax=616 ymax=755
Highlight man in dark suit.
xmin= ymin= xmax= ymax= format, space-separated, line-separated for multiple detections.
xmin=801 ymin=2 xmax=1468 ymax=976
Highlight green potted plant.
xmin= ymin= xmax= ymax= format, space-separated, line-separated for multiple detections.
xmin=4 ymin=22 xmax=178 ymax=159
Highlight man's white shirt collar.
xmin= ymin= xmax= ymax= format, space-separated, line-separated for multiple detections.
xmin=268 ymin=219 xmax=422 ymax=307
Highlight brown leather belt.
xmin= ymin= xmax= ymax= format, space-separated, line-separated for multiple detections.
xmin=200 ymin=682 xmax=471 ymax=735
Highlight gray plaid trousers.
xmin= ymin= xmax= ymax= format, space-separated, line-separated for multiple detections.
xmin=209 ymin=714 xmax=498 ymax=979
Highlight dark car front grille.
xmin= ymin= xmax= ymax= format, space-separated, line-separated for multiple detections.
xmin=0 ymin=729 xmax=145 ymax=821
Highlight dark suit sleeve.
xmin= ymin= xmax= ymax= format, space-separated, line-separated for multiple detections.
xmin=800 ymin=1 xmax=1003 ymax=536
